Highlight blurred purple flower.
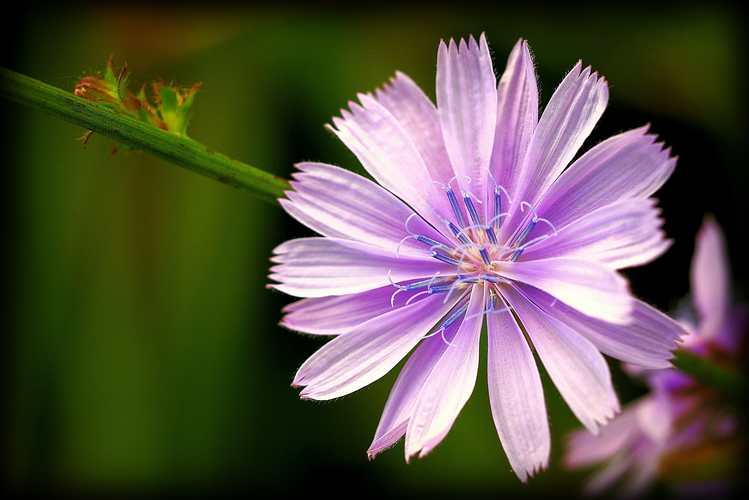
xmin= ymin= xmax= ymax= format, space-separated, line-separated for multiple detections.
xmin=270 ymin=34 xmax=684 ymax=481
xmin=564 ymin=216 xmax=746 ymax=496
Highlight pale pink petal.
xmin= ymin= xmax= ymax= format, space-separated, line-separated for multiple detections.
xmin=691 ymin=215 xmax=731 ymax=340
xmin=368 ymin=310 xmax=463 ymax=457
xmin=581 ymin=455 xmax=638 ymax=497
xmin=534 ymin=126 xmax=676 ymax=231
xmin=504 ymin=285 xmax=620 ymax=433
xmin=375 ymin=72 xmax=454 ymax=186
xmin=521 ymin=199 xmax=671 ymax=269
xmin=269 ymin=237 xmax=447 ymax=297
xmin=437 ymin=34 xmax=497 ymax=188
xmin=564 ymin=404 xmax=640 ymax=468
xmin=500 ymin=257 xmax=633 ymax=324
xmin=488 ymin=38 xmax=538 ymax=216
xmin=635 ymin=393 xmax=672 ymax=444
xmin=486 ymin=304 xmax=549 ymax=482
xmin=294 ymin=295 xmax=457 ymax=400
xmin=527 ymin=286 xmax=682 ymax=369
xmin=513 ymin=61 xmax=608 ymax=209
xmin=282 ymin=287 xmax=398 ymax=336
xmin=404 ymin=285 xmax=485 ymax=459
xmin=281 ymin=162 xmax=442 ymax=253
xmin=615 ymin=451 xmax=662 ymax=499
xmin=328 ymin=94 xmax=451 ymax=229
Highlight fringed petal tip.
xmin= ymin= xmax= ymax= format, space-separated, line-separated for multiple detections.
xmin=439 ymin=32 xmax=488 ymax=53
xmin=587 ymin=404 xmax=622 ymax=436
xmin=515 ymin=460 xmax=549 ymax=484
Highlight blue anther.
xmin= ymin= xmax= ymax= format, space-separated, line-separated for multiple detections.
xmin=446 ymin=188 xmax=467 ymax=229
xmin=486 ymin=176 xmax=511 ymax=230
xmin=432 ymin=251 xmax=460 ymax=266
xmin=479 ymin=247 xmax=492 ymax=266
xmin=488 ymin=294 xmax=499 ymax=311
xmin=480 ymin=274 xmax=509 ymax=284
xmin=423 ymin=300 xmax=470 ymax=345
xmin=463 ymin=194 xmax=482 ymax=227
xmin=428 ymin=284 xmax=456 ymax=294
xmin=485 ymin=225 xmax=498 ymax=245
xmin=416 ymin=234 xmax=452 ymax=254
xmin=515 ymin=201 xmax=558 ymax=248
xmin=443 ymin=219 xmax=462 ymax=238
xmin=515 ymin=219 xmax=537 ymax=247
xmin=442 ymin=301 xmax=469 ymax=329
xmin=494 ymin=187 xmax=502 ymax=225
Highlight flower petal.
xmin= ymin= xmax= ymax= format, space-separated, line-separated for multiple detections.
xmin=281 ymin=162 xmax=442 ymax=252
xmin=486 ymin=304 xmax=550 ymax=482
xmin=368 ymin=310 xmax=463 ymax=457
xmin=282 ymin=286 xmax=398 ymax=336
xmin=513 ymin=61 xmax=608 ymax=208
xmin=500 ymin=257 xmax=633 ymax=324
xmin=521 ymin=199 xmax=671 ymax=269
xmin=437 ymin=34 xmax=497 ymax=188
xmin=527 ymin=286 xmax=682 ymax=369
xmin=488 ymin=38 xmax=538 ymax=215
xmin=564 ymin=403 xmax=640 ymax=468
xmin=504 ymin=285 xmax=620 ymax=433
xmin=269 ymin=237 xmax=447 ymax=297
xmin=328 ymin=93 xmax=450 ymax=230
xmin=691 ymin=215 xmax=731 ymax=340
xmin=374 ymin=72 xmax=454 ymax=185
xmin=535 ymin=126 xmax=676 ymax=231
xmin=293 ymin=294 xmax=456 ymax=400
xmin=404 ymin=285 xmax=485 ymax=459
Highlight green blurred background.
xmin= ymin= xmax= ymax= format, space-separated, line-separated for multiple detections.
xmin=2 ymin=3 xmax=746 ymax=497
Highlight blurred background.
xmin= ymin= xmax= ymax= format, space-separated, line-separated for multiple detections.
xmin=2 ymin=3 xmax=746 ymax=498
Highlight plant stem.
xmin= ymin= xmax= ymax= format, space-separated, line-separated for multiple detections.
xmin=0 ymin=66 xmax=289 ymax=205
xmin=671 ymin=348 xmax=745 ymax=403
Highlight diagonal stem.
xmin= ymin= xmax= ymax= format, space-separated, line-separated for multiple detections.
xmin=0 ymin=66 xmax=290 ymax=205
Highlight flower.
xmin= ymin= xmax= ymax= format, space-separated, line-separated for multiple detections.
xmin=269 ymin=34 xmax=685 ymax=481
xmin=563 ymin=216 xmax=746 ymax=497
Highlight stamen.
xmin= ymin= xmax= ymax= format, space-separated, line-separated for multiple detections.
xmin=514 ymin=201 xmax=557 ymax=246
xmin=479 ymin=247 xmax=492 ymax=266
xmin=431 ymin=251 xmax=460 ymax=266
xmin=388 ymin=271 xmax=455 ymax=306
xmin=486 ymin=170 xmax=512 ymax=230
xmin=388 ymin=271 xmax=428 ymax=307
xmin=485 ymin=225 xmax=498 ymax=246
xmin=405 ymin=281 xmax=455 ymax=305
xmin=444 ymin=219 xmax=467 ymax=242
xmin=422 ymin=300 xmax=469 ymax=346
xmin=445 ymin=188 xmax=467 ymax=229
xmin=463 ymin=191 xmax=482 ymax=227
xmin=396 ymin=235 xmax=435 ymax=258
xmin=514 ymin=219 xmax=537 ymax=248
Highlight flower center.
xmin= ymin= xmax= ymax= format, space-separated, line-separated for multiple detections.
xmin=390 ymin=175 xmax=556 ymax=309
xmin=388 ymin=176 xmax=559 ymax=345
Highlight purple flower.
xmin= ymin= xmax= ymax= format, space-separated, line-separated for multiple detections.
xmin=269 ymin=34 xmax=684 ymax=481
xmin=564 ymin=216 xmax=745 ymax=496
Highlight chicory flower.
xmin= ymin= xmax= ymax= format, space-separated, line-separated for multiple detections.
xmin=270 ymin=34 xmax=684 ymax=481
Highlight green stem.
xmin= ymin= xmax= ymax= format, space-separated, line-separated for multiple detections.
xmin=0 ymin=66 xmax=289 ymax=205
xmin=671 ymin=348 xmax=745 ymax=404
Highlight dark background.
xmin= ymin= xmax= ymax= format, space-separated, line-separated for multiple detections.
xmin=2 ymin=3 xmax=746 ymax=498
